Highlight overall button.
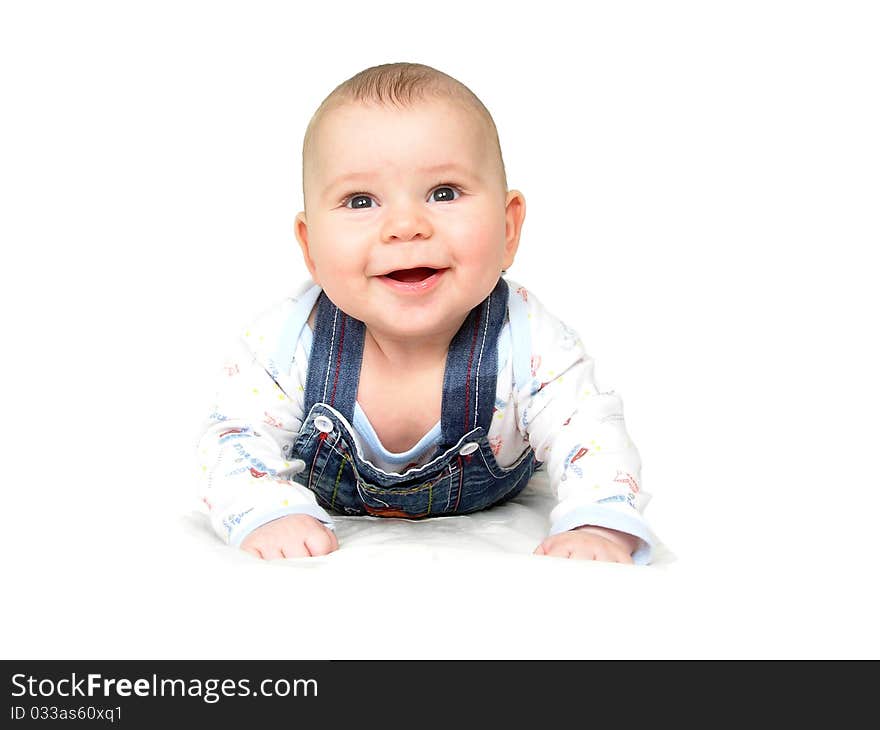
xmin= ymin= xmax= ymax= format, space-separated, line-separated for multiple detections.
xmin=314 ymin=415 xmax=334 ymax=434
xmin=459 ymin=442 xmax=479 ymax=456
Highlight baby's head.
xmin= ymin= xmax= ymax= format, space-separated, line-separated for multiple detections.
xmin=295 ymin=62 xmax=526 ymax=342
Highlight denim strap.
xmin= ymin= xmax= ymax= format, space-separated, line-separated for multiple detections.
xmin=302 ymin=291 xmax=366 ymax=425
xmin=439 ymin=276 xmax=508 ymax=447
xmin=302 ymin=276 xmax=509 ymax=447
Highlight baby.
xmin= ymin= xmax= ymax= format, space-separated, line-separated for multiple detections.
xmin=197 ymin=62 xmax=657 ymax=564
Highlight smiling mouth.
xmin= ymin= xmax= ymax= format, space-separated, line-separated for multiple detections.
xmin=383 ymin=267 xmax=442 ymax=282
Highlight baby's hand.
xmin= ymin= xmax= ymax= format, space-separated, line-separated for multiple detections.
xmin=240 ymin=514 xmax=338 ymax=559
xmin=533 ymin=525 xmax=636 ymax=564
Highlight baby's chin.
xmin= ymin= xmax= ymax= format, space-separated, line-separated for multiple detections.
xmin=364 ymin=309 xmax=461 ymax=338
xmin=363 ymin=302 xmax=471 ymax=342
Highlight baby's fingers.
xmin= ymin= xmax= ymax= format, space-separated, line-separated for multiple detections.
xmin=533 ymin=539 xmax=570 ymax=558
xmin=303 ymin=527 xmax=338 ymax=556
xmin=279 ymin=541 xmax=312 ymax=559
xmin=570 ymin=543 xmax=632 ymax=563
xmin=258 ymin=544 xmax=285 ymax=560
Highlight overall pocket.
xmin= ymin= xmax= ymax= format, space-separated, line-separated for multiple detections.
xmin=356 ymin=464 xmax=460 ymax=518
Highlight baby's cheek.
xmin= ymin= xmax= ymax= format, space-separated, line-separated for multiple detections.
xmin=316 ymin=250 xmax=360 ymax=277
xmin=449 ymin=210 xmax=499 ymax=245
xmin=453 ymin=238 xmax=507 ymax=285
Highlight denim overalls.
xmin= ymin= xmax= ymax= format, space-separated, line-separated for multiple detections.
xmin=289 ymin=276 xmax=540 ymax=519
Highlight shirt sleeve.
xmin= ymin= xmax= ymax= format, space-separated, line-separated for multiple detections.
xmin=194 ymin=298 xmax=334 ymax=547
xmin=513 ymin=290 xmax=657 ymax=564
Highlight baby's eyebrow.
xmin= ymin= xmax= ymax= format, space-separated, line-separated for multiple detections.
xmin=322 ymin=163 xmax=479 ymax=198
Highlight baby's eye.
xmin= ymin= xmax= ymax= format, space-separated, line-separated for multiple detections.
xmin=430 ymin=185 xmax=460 ymax=203
xmin=345 ymin=194 xmax=374 ymax=210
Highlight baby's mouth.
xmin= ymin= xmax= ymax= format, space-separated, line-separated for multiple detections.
xmin=383 ymin=267 xmax=441 ymax=283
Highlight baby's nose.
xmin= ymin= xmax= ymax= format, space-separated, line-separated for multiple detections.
xmin=381 ymin=207 xmax=432 ymax=242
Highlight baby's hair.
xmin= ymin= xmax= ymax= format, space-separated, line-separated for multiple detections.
xmin=301 ymin=62 xmax=508 ymax=207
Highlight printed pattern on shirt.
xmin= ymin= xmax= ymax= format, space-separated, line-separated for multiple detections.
xmin=196 ymin=279 xmax=653 ymax=556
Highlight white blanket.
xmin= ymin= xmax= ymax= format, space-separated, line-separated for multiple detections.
xmin=183 ymin=468 xmax=674 ymax=567
xmin=171 ymin=469 xmax=684 ymax=658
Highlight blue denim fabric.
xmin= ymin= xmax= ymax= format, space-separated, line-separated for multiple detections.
xmin=290 ymin=276 xmax=540 ymax=518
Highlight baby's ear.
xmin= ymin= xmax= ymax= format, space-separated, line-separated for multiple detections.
xmin=294 ymin=212 xmax=318 ymax=282
xmin=502 ymin=190 xmax=526 ymax=269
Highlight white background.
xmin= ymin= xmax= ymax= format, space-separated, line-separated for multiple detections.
xmin=1 ymin=0 xmax=878 ymax=658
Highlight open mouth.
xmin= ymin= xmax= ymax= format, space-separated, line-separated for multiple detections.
xmin=378 ymin=266 xmax=448 ymax=293
xmin=383 ymin=267 xmax=441 ymax=282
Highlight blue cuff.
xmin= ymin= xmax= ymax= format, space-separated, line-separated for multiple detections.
xmin=227 ymin=504 xmax=335 ymax=548
xmin=550 ymin=505 xmax=656 ymax=565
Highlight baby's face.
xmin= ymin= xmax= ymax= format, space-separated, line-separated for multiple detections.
xmin=295 ymin=99 xmax=523 ymax=342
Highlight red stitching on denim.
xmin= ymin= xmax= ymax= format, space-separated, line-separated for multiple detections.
xmin=329 ymin=314 xmax=346 ymax=406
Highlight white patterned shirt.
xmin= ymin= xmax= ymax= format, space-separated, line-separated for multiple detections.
xmin=196 ymin=277 xmax=657 ymax=563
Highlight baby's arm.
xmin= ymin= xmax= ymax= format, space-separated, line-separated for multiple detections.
xmin=514 ymin=292 xmax=657 ymax=564
xmin=196 ymin=299 xmax=338 ymax=558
